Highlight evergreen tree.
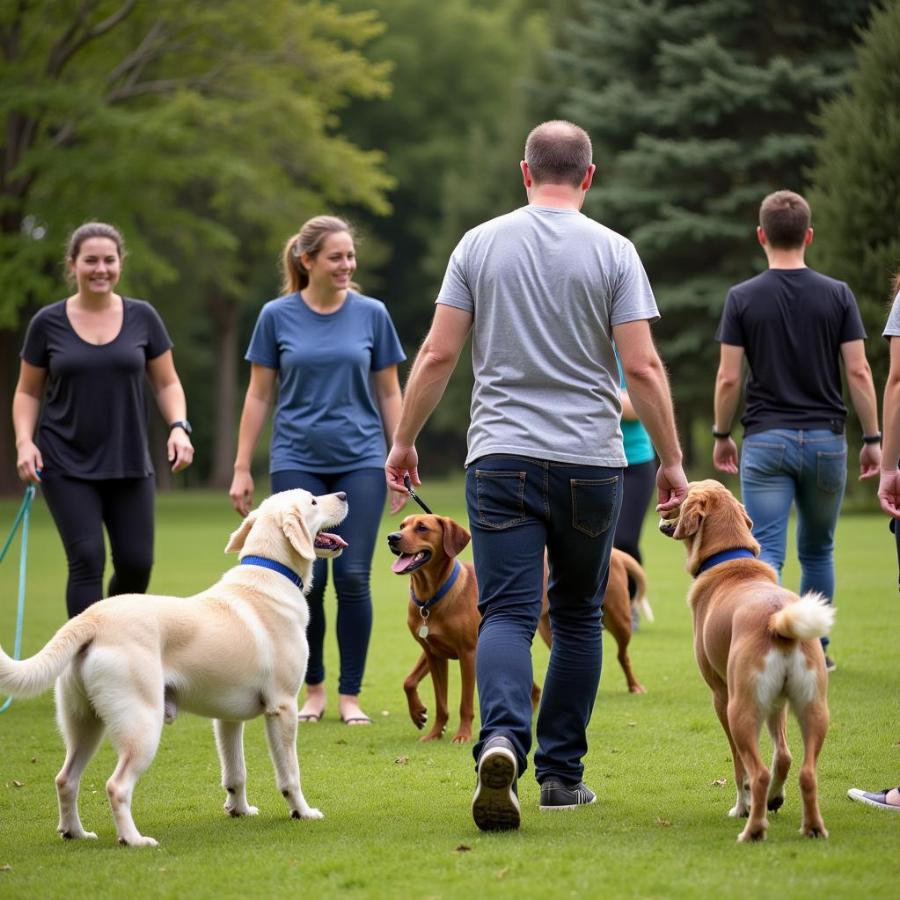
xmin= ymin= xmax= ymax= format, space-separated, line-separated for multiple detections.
xmin=809 ymin=0 xmax=900 ymax=386
xmin=554 ymin=0 xmax=873 ymax=456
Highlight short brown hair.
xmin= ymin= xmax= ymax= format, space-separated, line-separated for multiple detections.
xmin=524 ymin=120 xmax=592 ymax=188
xmin=281 ymin=215 xmax=355 ymax=294
xmin=759 ymin=191 xmax=811 ymax=249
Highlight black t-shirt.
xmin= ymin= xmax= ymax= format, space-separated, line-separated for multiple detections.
xmin=20 ymin=298 xmax=173 ymax=478
xmin=715 ymin=268 xmax=866 ymax=436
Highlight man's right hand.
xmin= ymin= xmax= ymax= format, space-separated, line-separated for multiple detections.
xmin=656 ymin=462 xmax=688 ymax=513
xmin=712 ymin=436 xmax=739 ymax=474
xmin=385 ymin=443 xmax=420 ymax=496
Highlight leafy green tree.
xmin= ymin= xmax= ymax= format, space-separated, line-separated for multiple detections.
xmin=552 ymin=0 xmax=873 ymax=459
xmin=809 ymin=0 xmax=900 ymax=387
xmin=0 ymin=0 xmax=392 ymax=490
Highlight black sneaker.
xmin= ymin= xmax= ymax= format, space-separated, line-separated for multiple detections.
xmin=824 ymin=655 xmax=836 ymax=673
xmin=539 ymin=778 xmax=596 ymax=811
xmin=472 ymin=736 xmax=520 ymax=831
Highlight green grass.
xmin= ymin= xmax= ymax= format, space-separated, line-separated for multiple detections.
xmin=0 ymin=481 xmax=897 ymax=899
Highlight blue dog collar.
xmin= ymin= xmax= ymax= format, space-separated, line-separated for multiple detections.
xmin=697 ymin=547 xmax=756 ymax=575
xmin=241 ymin=555 xmax=304 ymax=589
xmin=411 ymin=560 xmax=461 ymax=612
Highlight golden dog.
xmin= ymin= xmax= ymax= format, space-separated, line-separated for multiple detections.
xmin=659 ymin=479 xmax=833 ymax=842
xmin=0 ymin=489 xmax=347 ymax=847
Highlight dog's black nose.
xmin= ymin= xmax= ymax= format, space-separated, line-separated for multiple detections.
xmin=335 ymin=492 xmax=347 ymax=501
xmin=387 ymin=532 xmax=400 ymax=545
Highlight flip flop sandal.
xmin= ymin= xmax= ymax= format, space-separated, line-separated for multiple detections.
xmin=297 ymin=710 xmax=325 ymax=722
xmin=340 ymin=715 xmax=372 ymax=725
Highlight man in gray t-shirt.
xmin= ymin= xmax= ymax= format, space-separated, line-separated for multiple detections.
xmin=386 ymin=120 xmax=686 ymax=832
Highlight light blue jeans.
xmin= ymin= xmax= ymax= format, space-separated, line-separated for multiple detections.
xmin=740 ymin=429 xmax=847 ymax=649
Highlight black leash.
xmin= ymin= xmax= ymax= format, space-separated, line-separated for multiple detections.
xmin=403 ymin=474 xmax=434 ymax=514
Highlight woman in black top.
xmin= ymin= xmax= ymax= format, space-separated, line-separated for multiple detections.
xmin=12 ymin=222 xmax=194 ymax=617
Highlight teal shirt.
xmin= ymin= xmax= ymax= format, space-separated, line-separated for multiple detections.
xmin=617 ymin=353 xmax=655 ymax=465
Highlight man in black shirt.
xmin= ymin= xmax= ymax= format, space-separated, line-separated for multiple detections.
xmin=711 ymin=190 xmax=881 ymax=672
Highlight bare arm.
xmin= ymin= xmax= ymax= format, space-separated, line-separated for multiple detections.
xmin=840 ymin=339 xmax=881 ymax=480
xmin=712 ymin=343 xmax=744 ymax=475
xmin=228 ymin=363 xmax=277 ymax=516
xmin=878 ymin=336 xmax=900 ymax=518
xmin=612 ymin=319 xmax=687 ymax=511
xmin=12 ymin=361 xmax=47 ymax=483
xmin=373 ymin=365 xmax=407 ymax=513
xmin=146 ymin=350 xmax=194 ymax=473
xmin=385 ymin=304 xmax=472 ymax=493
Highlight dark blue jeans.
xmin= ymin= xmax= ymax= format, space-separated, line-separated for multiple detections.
xmin=271 ymin=467 xmax=386 ymax=696
xmin=466 ymin=455 xmax=622 ymax=785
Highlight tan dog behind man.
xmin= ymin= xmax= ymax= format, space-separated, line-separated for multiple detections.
xmin=659 ymin=479 xmax=833 ymax=842
xmin=0 ymin=489 xmax=348 ymax=847
xmin=388 ymin=514 xmax=651 ymax=743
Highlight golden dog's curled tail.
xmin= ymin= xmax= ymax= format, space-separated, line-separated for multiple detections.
xmin=0 ymin=615 xmax=97 ymax=698
xmin=769 ymin=592 xmax=835 ymax=641
xmin=619 ymin=551 xmax=654 ymax=624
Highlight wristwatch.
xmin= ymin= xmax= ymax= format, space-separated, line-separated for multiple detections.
xmin=168 ymin=419 xmax=192 ymax=436
xmin=712 ymin=427 xmax=731 ymax=439
xmin=861 ymin=432 xmax=882 ymax=445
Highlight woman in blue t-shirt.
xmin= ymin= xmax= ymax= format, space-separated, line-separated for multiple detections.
xmin=229 ymin=216 xmax=407 ymax=726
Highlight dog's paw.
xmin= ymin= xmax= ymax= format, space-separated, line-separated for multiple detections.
xmin=291 ymin=807 xmax=324 ymax=820
xmin=451 ymin=732 xmax=472 ymax=744
xmin=727 ymin=804 xmax=749 ymax=818
xmin=737 ymin=822 xmax=768 ymax=843
xmin=58 ymin=828 xmax=97 ymax=840
xmin=800 ymin=822 xmax=828 ymax=839
xmin=118 ymin=834 xmax=159 ymax=848
xmin=225 ymin=802 xmax=259 ymax=817
xmin=767 ymin=794 xmax=785 ymax=813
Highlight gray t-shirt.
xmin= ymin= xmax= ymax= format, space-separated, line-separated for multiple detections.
xmin=437 ymin=204 xmax=659 ymax=467
xmin=884 ymin=293 xmax=900 ymax=338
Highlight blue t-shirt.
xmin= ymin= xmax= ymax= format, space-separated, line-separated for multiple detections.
xmin=246 ymin=291 xmax=406 ymax=473
xmin=616 ymin=353 xmax=655 ymax=466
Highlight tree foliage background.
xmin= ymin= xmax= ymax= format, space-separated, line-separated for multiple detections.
xmin=0 ymin=0 xmax=897 ymax=492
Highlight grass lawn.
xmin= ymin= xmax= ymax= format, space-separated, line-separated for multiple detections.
xmin=0 ymin=479 xmax=897 ymax=899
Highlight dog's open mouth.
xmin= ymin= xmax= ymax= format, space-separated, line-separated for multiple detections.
xmin=390 ymin=549 xmax=432 ymax=575
xmin=314 ymin=532 xmax=348 ymax=552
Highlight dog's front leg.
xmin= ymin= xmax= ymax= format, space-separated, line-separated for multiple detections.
xmin=422 ymin=653 xmax=449 ymax=741
xmin=452 ymin=648 xmax=476 ymax=744
xmin=214 ymin=719 xmax=258 ymax=817
xmin=263 ymin=701 xmax=323 ymax=820
xmin=403 ymin=652 xmax=430 ymax=730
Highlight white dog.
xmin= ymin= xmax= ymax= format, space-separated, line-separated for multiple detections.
xmin=0 ymin=488 xmax=348 ymax=847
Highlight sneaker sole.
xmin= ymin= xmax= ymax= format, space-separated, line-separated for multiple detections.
xmin=472 ymin=747 xmax=520 ymax=831
xmin=847 ymin=789 xmax=900 ymax=811
xmin=539 ymin=795 xmax=597 ymax=812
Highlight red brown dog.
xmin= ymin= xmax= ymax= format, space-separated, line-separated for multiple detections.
xmin=388 ymin=514 xmax=651 ymax=743
xmin=659 ymin=479 xmax=833 ymax=842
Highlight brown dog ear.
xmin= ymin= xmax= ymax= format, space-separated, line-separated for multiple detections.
xmin=441 ymin=517 xmax=471 ymax=558
xmin=672 ymin=496 xmax=704 ymax=540
xmin=282 ymin=511 xmax=316 ymax=561
xmin=225 ymin=511 xmax=258 ymax=553
xmin=740 ymin=503 xmax=754 ymax=532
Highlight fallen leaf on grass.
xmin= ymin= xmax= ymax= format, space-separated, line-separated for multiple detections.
xmin=8 ymin=781 xmax=23 ymax=788
xmin=656 ymin=817 xmax=672 ymax=827
xmin=627 ymin=722 xmax=637 ymax=727
xmin=455 ymin=844 xmax=472 ymax=853
xmin=711 ymin=778 xmax=727 ymax=788
xmin=381 ymin=710 xmax=390 ymax=717
xmin=394 ymin=756 xmax=409 ymax=765
xmin=496 ymin=867 xmax=509 ymax=879
xmin=31 ymin=757 xmax=38 ymax=764
xmin=1 ymin=865 xmax=11 ymax=872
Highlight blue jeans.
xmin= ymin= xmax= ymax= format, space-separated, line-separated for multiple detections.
xmin=465 ymin=455 xmax=622 ymax=784
xmin=739 ymin=429 xmax=847 ymax=648
xmin=271 ymin=467 xmax=386 ymax=695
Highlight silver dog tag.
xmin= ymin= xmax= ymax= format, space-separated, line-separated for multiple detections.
xmin=418 ymin=624 xmax=429 ymax=640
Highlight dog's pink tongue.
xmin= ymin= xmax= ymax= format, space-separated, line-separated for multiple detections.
xmin=392 ymin=554 xmax=417 ymax=574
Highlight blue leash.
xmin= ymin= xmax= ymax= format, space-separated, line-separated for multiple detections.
xmin=0 ymin=484 xmax=36 ymax=714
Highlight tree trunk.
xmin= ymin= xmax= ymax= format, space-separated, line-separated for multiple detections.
xmin=0 ymin=329 xmax=22 ymax=495
xmin=208 ymin=293 xmax=239 ymax=489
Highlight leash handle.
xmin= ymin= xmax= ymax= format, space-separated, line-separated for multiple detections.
xmin=403 ymin=474 xmax=433 ymax=514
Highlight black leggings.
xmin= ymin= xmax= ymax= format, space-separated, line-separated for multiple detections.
xmin=613 ymin=459 xmax=656 ymax=564
xmin=40 ymin=474 xmax=155 ymax=618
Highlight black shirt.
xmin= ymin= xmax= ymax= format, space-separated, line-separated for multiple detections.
xmin=715 ymin=268 xmax=866 ymax=436
xmin=20 ymin=298 xmax=173 ymax=478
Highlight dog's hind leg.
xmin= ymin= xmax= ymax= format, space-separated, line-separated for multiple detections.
xmin=765 ymin=706 xmax=791 ymax=812
xmin=712 ymin=688 xmax=749 ymax=818
xmin=55 ymin=674 xmax=105 ymax=840
xmin=796 ymin=698 xmax=829 ymax=838
xmin=214 ymin=719 xmax=258 ymax=817
xmin=264 ymin=699 xmax=323 ymax=821
xmin=728 ymin=700 xmax=770 ymax=843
